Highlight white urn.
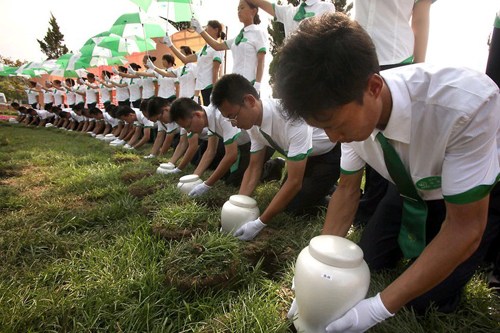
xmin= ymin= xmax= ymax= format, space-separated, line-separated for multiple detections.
xmin=177 ymin=174 xmax=203 ymax=194
xmin=293 ymin=235 xmax=370 ymax=333
xmin=156 ymin=162 xmax=175 ymax=175
xmin=220 ymin=195 xmax=260 ymax=233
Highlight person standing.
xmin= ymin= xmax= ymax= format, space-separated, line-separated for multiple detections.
xmin=191 ymin=0 xmax=267 ymax=94
xmin=162 ymin=20 xmax=226 ymax=105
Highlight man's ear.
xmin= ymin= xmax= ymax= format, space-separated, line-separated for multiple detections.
xmin=243 ymin=94 xmax=258 ymax=108
xmin=366 ymin=73 xmax=384 ymax=98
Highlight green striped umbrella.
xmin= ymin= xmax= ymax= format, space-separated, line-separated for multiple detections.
xmin=52 ymin=53 xmax=87 ymax=78
xmin=76 ymin=55 xmax=128 ymax=68
xmin=15 ymin=61 xmax=50 ymax=78
xmin=0 ymin=65 xmax=19 ymax=77
xmin=109 ymin=12 xmax=167 ymax=39
xmin=80 ymin=32 xmax=123 ymax=58
xmin=97 ymin=35 xmax=156 ymax=55
xmin=129 ymin=0 xmax=192 ymax=14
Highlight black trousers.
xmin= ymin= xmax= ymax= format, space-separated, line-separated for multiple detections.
xmin=131 ymin=99 xmax=141 ymax=108
xmin=359 ymin=182 xmax=500 ymax=313
xmin=285 ymin=143 xmax=341 ymax=215
xmin=201 ymin=87 xmax=213 ymax=106
xmin=191 ymin=138 xmax=226 ymax=170
xmin=223 ymin=142 xmax=251 ymax=187
xmin=118 ymin=100 xmax=130 ymax=106
xmin=87 ymin=102 xmax=96 ymax=110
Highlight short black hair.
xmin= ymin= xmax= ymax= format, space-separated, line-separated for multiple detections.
xmin=115 ymin=105 xmax=134 ymax=118
xmin=211 ymin=74 xmax=259 ymax=108
xmin=170 ymin=97 xmax=203 ymax=123
xmin=140 ymin=98 xmax=150 ymax=113
xmin=162 ymin=54 xmax=176 ymax=66
xmin=275 ymin=12 xmax=379 ymax=121
xmin=11 ymin=102 xmax=20 ymax=109
xmin=106 ymin=104 xmax=118 ymax=118
xmin=145 ymin=97 xmax=171 ymax=118
xmin=88 ymin=107 xmax=102 ymax=116
xmin=18 ymin=106 xmax=27 ymax=113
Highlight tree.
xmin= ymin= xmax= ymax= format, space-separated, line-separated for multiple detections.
xmin=267 ymin=0 xmax=352 ymax=93
xmin=37 ymin=13 xmax=69 ymax=60
xmin=0 ymin=55 xmax=27 ymax=103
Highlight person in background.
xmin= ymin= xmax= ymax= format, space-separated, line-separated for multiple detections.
xmin=170 ymin=97 xmax=251 ymax=195
xmin=354 ymin=0 xmax=435 ymax=226
xmin=275 ymin=12 xmax=500 ymax=331
xmin=128 ymin=63 xmax=143 ymax=108
xmin=83 ymin=73 xmax=99 ymax=109
xmin=110 ymin=66 xmax=131 ymax=106
xmin=73 ymin=78 xmax=86 ymax=111
xmin=246 ymin=0 xmax=335 ymax=37
xmin=191 ymin=0 xmax=266 ymax=94
xmin=114 ymin=105 xmax=154 ymax=150
xmin=52 ymin=80 xmax=66 ymax=108
xmin=132 ymin=54 xmax=178 ymax=101
xmin=212 ymin=74 xmax=341 ymax=240
xmin=64 ymin=78 xmax=76 ymax=110
xmin=25 ymin=81 xmax=41 ymax=109
xmin=95 ymin=70 xmax=114 ymax=108
xmin=41 ymin=80 xmax=54 ymax=111
xmin=162 ymin=20 xmax=226 ymax=106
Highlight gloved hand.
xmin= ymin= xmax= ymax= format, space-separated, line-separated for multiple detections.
xmin=123 ymin=143 xmax=135 ymax=150
xmin=233 ymin=218 xmax=266 ymax=241
xmin=325 ymin=293 xmax=394 ymax=333
xmin=193 ymin=96 xmax=200 ymax=104
xmin=146 ymin=58 xmax=156 ymax=70
xmin=143 ymin=154 xmax=156 ymax=159
xmin=77 ymin=78 xmax=84 ymax=84
xmin=191 ymin=17 xmax=203 ymax=34
xmin=188 ymin=181 xmax=211 ymax=197
xmin=253 ymin=81 xmax=261 ymax=95
xmin=166 ymin=167 xmax=181 ymax=174
xmin=162 ymin=34 xmax=173 ymax=47
xmin=127 ymin=66 xmax=137 ymax=75
xmin=112 ymin=67 xmax=119 ymax=75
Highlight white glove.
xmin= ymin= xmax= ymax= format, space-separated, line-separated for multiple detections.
xmin=123 ymin=143 xmax=134 ymax=150
xmin=77 ymin=78 xmax=84 ymax=84
xmin=253 ymin=82 xmax=261 ymax=95
xmin=325 ymin=293 xmax=394 ymax=333
xmin=143 ymin=154 xmax=156 ymax=159
xmin=127 ymin=66 xmax=136 ymax=75
xmin=188 ymin=182 xmax=211 ymax=197
xmin=191 ymin=17 xmax=203 ymax=34
xmin=112 ymin=67 xmax=119 ymax=75
xmin=105 ymin=76 xmax=110 ymax=83
xmin=233 ymin=218 xmax=266 ymax=241
xmin=166 ymin=167 xmax=181 ymax=174
xmin=162 ymin=34 xmax=173 ymax=47
xmin=193 ymin=96 xmax=200 ymax=104
xmin=146 ymin=58 xmax=156 ymax=70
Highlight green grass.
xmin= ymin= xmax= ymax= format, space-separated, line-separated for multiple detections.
xmin=0 ymin=123 xmax=498 ymax=332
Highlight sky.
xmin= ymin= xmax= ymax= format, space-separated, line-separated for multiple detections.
xmin=0 ymin=0 xmax=498 ymax=82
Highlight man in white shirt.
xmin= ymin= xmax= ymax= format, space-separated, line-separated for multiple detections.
xmin=246 ymin=0 xmax=335 ymax=37
xmin=84 ymin=73 xmax=100 ymax=110
xmin=211 ymin=73 xmax=341 ymax=241
xmin=115 ymin=105 xmax=154 ymax=150
xmin=275 ymin=12 xmax=500 ymax=331
xmin=170 ymin=98 xmax=252 ymax=196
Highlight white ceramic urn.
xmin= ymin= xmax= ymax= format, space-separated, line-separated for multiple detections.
xmin=293 ymin=235 xmax=370 ymax=333
xmin=156 ymin=162 xmax=175 ymax=175
xmin=177 ymin=174 xmax=203 ymax=194
xmin=220 ymin=195 xmax=260 ymax=233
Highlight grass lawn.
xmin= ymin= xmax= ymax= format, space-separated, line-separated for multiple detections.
xmin=0 ymin=123 xmax=498 ymax=332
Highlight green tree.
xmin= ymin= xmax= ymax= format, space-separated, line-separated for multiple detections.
xmin=267 ymin=0 xmax=352 ymax=93
xmin=37 ymin=13 xmax=69 ymax=60
xmin=0 ymin=55 xmax=27 ymax=103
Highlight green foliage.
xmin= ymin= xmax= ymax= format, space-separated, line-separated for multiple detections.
xmin=37 ymin=13 xmax=69 ymax=60
xmin=0 ymin=124 xmax=498 ymax=333
xmin=0 ymin=55 xmax=28 ymax=103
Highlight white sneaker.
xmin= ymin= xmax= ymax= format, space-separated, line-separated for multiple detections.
xmin=143 ymin=154 xmax=156 ymax=159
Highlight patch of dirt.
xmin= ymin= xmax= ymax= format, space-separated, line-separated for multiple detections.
xmin=120 ymin=169 xmax=154 ymax=184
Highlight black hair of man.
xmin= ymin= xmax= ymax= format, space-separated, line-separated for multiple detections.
xmin=145 ymin=96 xmax=171 ymax=118
xmin=140 ymin=98 xmax=150 ymax=113
xmin=211 ymin=73 xmax=259 ymax=108
xmin=275 ymin=12 xmax=379 ymax=121
xmin=115 ymin=105 xmax=134 ymax=118
xmin=18 ymin=106 xmax=27 ymax=113
xmin=88 ymin=107 xmax=102 ymax=116
xmin=170 ymin=97 xmax=203 ymax=123
xmin=11 ymin=102 xmax=20 ymax=109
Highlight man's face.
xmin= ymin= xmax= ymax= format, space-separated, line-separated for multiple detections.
xmin=121 ymin=113 xmax=137 ymax=124
xmin=218 ymin=97 xmax=258 ymax=130
xmin=176 ymin=112 xmax=205 ymax=134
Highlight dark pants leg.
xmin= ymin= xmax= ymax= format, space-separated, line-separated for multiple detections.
xmin=131 ymin=99 xmax=142 ymax=108
xmin=355 ymin=166 xmax=389 ymax=226
xmin=87 ymin=103 xmax=96 ymax=110
xmin=360 ymin=183 xmax=500 ymax=313
xmin=285 ymin=144 xmax=341 ymax=215
xmin=201 ymin=88 xmax=213 ymax=106
xmin=224 ymin=142 xmax=251 ymax=187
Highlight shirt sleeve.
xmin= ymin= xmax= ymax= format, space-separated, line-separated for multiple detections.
xmin=340 ymin=143 xmax=366 ymax=174
xmin=214 ymin=50 xmax=224 ymax=63
xmin=248 ymin=126 xmax=266 ymax=153
xmin=253 ymin=30 xmax=267 ymax=54
xmin=225 ymin=38 xmax=235 ymax=49
xmin=286 ymin=124 xmax=312 ymax=161
xmin=274 ymin=3 xmax=293 ymax=22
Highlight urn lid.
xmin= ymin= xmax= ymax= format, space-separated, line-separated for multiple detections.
xmin=308 ymin=235 xmax=364 ymax=268
xmin=159 ymin=162 xmax=174 ymax=169
xmin=228 ymin=194 xmax=257 ymax=208
xmin=105 ymin=134 xmax=115 ymax=138
xmin=179 ymin=174 xmax=201 ymax=184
